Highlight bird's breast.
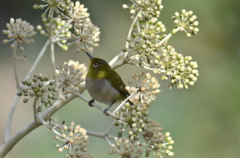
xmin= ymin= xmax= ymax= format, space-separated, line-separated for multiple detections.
xmin=86 ymin=78 xmax=120 ymax=105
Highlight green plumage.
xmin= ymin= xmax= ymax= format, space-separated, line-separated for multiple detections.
xmin=85 ymin=52 xmax=130 ymax=114
xmin=87 ymin=58 xmax=129 ymax=98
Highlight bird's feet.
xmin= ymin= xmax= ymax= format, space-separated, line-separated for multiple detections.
xmin=88 ymin=99 xmax=95 ymax=107
xmin=103 ymin=107 xmax=110 ymax=116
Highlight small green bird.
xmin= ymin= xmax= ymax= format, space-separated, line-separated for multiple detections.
xmin=85 ymin=51 xmax=131 ymax=115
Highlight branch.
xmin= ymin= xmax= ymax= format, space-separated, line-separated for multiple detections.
xmin=158 ymin=27 xmax=180 ymax=46
xmin=49 ymin=8 xmax=56 ymax=82
xmin=76 ymin=93 xmax=116 ymax=118
xmin=109 ymin=13 xmax=139 ymax=68
xmin=12 ymin=41 xmax=20 ymax=88
xmin=40 ymin=94 xmax=76 ymax=119
xmin=113 ymin=91 xmax=137 ymax=113
xmin=87 ymin=131 xmax=105 ymax=138
xmin=4 ymin=40 xmax=50 ymax=142
xmin=1 ymin=94 xmax=76 ymax=156
xmin=24 ymin=40 xmax=50 ymax=80
xmin=0 ymin=121 xmax=40 ymax=157
xmin=4 ymin=95 xmax=19 ymax=141
xmin=124 ymin=14 xmax=139 ymax=58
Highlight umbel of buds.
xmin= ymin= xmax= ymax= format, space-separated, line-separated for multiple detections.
xmin=55 ymin=60 xmax=88 ymax=96
xmin=53 ymin=122 xmax=91 ymax=158
xmin=17 ymin=73 xmax=57 ymax=111
xmin=2 ymin=18 xmax=36 ymax=52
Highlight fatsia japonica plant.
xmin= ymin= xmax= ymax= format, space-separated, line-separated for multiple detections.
xmin=1 ymin=0 xmax=199 ymax=157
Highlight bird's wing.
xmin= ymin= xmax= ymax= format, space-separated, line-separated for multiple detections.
xmin=109 ymin=71 xmax=130 ymax=97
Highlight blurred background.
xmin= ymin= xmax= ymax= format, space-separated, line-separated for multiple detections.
xmin=0 ymin=0 xmax=240 ymax=158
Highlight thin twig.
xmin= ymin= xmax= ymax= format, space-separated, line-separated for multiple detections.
xmin=104 ymin=121 xmax=117 ymax=135
xmin=87 ymin=131 xmax=105 ymax=138
xmin=4 ymin=95 xmax=19 ymax=141
xmin=113 ymin=91 xmax=138 ymax=113
xmin=33 ymin=97 xmax=40 ymax=123
xmin=105 ymin=136 xmax=114 ymax=147
xmin=158 ymin=27 xmax=180 ymax=46
xmin=124 ymin=13 xmax=139 ymax=58
xmin=24 ymin=40 xmax=50 ymax=80
xmin=4 ymin=40 xmax=50 ymax=142
xmin=76 ymin=93 xmax=116 ymax=118
xmin=49 ymin=8 xmax=56 ymax=82
xmin=109 ymin=13 xmax=139 ymax=67
xmin=12 ymin=41 xmax=20 ymax=88
xmin=1 ymin=94 xmax=76 ymax=156
xmin=0 ymin=121 xmax=40 ymax=157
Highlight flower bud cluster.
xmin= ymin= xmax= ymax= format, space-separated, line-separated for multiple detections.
xmin=109 ymin=137 xmax=143 ymax=158
xmin=153 ymin=45 xmax=199 ymax=89
xmin=141 ymin=21 xmax=166 ymax=39
xmin=54 ymin=122 xmax=91 ymax=158
xmin=143 ymin=121 xmax=174 ymax=157
xmin=172 ymin=9 xmax=199 ymax=37
xmin=114 ymin=109 xmax=174 ymax=158
xmin=55 ymin=60 xmax=87 ymax=96
xmin=33 ymin=0 xmax=70 ymax=15
xmin=62 ymin=1 xmax=90 ymax=21
xmin=123 ymin=0 xmax=163 ymax=21
xmin=68 ymin=19 xmax=100 ymax=53
xmin=37 ymin=15 xmax=72 ymax=50
xmin=127 ymin=21 xmax=166 ymax=68
xmin=2 ymin=18 xmax=36 ymax=51
xmin=124 ymin=1 xmax=166 ymax=68
xmin=34 ymin=0 xmax=100 ymax=53
xmin=62 ymin=1 xmax=100 ymax=53
xmin=115 ymin=103 xmax=151 ymax=141
xmin=17 ymin=73 xmax=57 ymax=111
xmin=126 ymin=72 xmax=160 ymax=105
xmin=122 ymin=1 xmax=200 ymax=90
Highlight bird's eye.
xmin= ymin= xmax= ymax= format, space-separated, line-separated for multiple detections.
xmin=93 ymin=62 xmax=98 ymax=67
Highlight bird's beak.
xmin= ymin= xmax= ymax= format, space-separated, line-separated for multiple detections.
xmin=85 ymin=51 xmax=93 ymax=60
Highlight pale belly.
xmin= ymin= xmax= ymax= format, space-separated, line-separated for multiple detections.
xmin=86 ymin=78 xmax=120 ymax=105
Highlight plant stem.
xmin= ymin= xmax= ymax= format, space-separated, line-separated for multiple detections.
xmin=113 ymin=91 xmax=137 ymax=113
xmin=49 ymin=8 xmax=56 ymax=81
xmin=0 ymin=94 xmax=76 ymax=157
xmin=0 ymin=121 xmax=40 ymax=157
xmin=124 ymin=14 xmax=139 ymax=58
xmin=105 ymin=136 xmax=114 ymax=147
xmin=109 ymin=14 xmax=139 ymax=68
xmin=76 ymin=93 xmax=116 ymax=118
xmin=33 ymin=97 xmax=39 ymax=123
xmin=158 ymin=27 xmax=180 ymax=46
xmin=87 ymin=131 xmax=105 ymax=138
xmin=109 ymin=52 xmax=126 ymax=69
xmin=4 ymin=40 xmax=50 ymax=142
xmin=104 ymin=121 xmax=116 ymax=135
xmin=12 ymin=41 xmax=20 ymax=88
xmin=40 ymin=94 xmax=76 ymax=119
xmin=24 ymin=40 xmax=50 ymax=80
xmin=4 ymin=95 xmax=19 ymax=142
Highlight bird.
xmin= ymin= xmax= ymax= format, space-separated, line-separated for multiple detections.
xmin=84 ymin=51 xmax=131 ymax=115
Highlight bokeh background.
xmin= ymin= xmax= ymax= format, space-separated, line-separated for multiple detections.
xmin=1 ymin=0 xmax=240 ymax=158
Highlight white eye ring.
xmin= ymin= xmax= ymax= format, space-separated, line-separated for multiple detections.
xmin=93 ymin=63 xmax=98 ymax=67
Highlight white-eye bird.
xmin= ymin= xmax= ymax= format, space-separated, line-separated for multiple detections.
xmin=85 ymin=52 xmax=131 ymax=115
